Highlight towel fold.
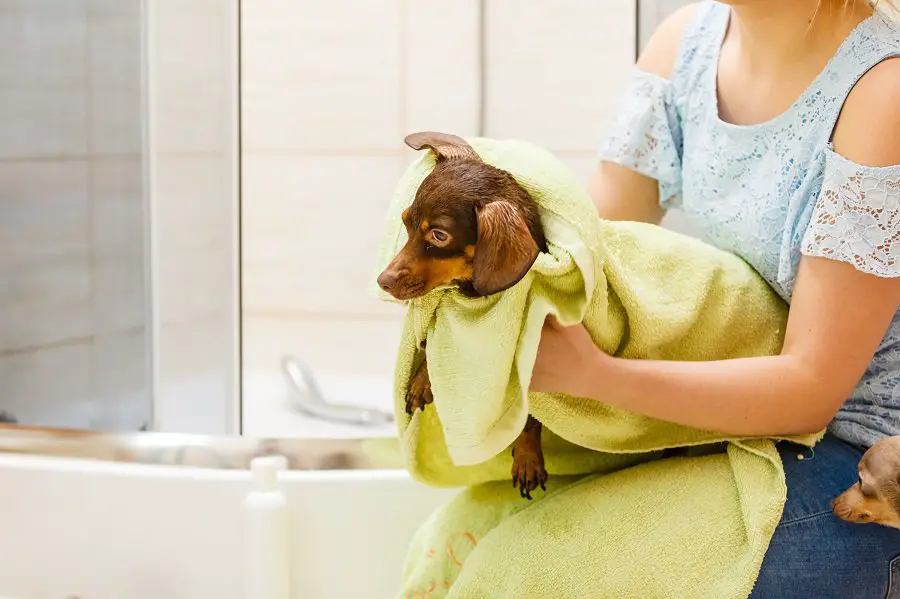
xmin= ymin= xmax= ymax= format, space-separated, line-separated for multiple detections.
xmin=375 ymin=137 xmax=822 ymax=598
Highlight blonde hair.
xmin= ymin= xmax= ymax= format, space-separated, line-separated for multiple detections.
xmin=824 ymin=0 xmax=898 ymax=12
xmin=812 ymin=0 xmax=898 ymax=28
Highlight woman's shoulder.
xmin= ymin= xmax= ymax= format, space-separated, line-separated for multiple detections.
xmin=832 ymin=57 xmax=900 ymax=168
xmin=637 ymin=3 xmax=702 ymax=79
xmin=638 ymin=1 xmax=729 ymax=86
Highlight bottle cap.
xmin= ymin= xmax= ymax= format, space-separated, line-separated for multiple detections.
xmin=250 ymin=455 xmax=287 ymax=491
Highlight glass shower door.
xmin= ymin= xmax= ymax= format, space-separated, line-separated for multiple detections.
xmin=0 ymin=0 xmax=240 ymax=434
xmin=0 ymin=0 xmax=150 ymax=430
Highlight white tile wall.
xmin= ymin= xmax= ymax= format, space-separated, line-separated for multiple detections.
xmin=0 ymin=1 xmax=89 ymax=160
xmin=87 ymin=0 xmax=142 ymax=155
xmin=0 ymin=160 xmax=92 ymax=350
xmin=241 ymin=0 xmax=403 ymax=152
xmin=242 ymin=154 xmax=407 ymax=316
xmin=244 ymin=316 xmax=404 ymax=383
xmin=90 ymin=328 xmax=149 ymax=428
xmin=0 ymin=341 xmax=93 ymax=427
xmin=90 ymin=156 xmax=147 ymax=336
xmin=151 ymin=0 xmax=232 ymax=154
xmin=405 ymin=0 xmax=481 ymax=137
xmin=0 ymin=160 xmax=91 ymax=266
xmin=89 ymin=156 xmax=144 ymax=248
xmin=152 ymin=153 xmax=233 ymax=324
xmin=483 ymin=0 xmax=635 ymax=152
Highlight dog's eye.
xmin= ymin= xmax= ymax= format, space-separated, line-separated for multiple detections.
xmin=858 ymin=476 xmax=872 ymax=496
xmin=429 ymin=229 xmax=451 ymax=247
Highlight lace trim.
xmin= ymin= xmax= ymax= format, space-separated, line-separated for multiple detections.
xmin=801 ymin=148 xmax=900 ymax=277
xmin=598 ymin=69 xmax=683 ymax=208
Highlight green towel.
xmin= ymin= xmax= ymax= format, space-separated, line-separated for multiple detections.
xmin=375 ymin=137 xmax=822 ymax=598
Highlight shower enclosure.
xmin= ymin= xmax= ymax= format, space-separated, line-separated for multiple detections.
xmin=1 ymin=0 xmax=239 ymax=434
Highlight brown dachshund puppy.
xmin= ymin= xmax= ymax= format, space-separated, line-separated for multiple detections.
xmin=831 ymin=435 xmax=900 ymax=528
xmin=377 ymin=131 xmax=548 ymax=499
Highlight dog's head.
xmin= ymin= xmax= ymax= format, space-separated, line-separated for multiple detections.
xmin=831 ymin=436 xmax=900 ymax=528
xmin=376 ymin=132 xmax=546 ymax=301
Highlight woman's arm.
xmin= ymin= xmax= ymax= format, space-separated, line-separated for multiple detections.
xmin=532 ymin=59 xmax=900 ymax=437
xmin=534 ymin=257 xmax=900 ymax=436
xmin=589 ymin=4 xmax=697 ymax=224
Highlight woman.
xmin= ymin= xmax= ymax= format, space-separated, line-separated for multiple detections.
xmin=530 ymin=0 xmax=900 ymax=596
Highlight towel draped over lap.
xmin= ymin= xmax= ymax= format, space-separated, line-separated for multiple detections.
xmin=373 ymin=137 xmax=822 ymax=599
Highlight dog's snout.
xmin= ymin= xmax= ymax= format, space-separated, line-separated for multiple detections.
xmin=378 ymin=270 xmax=401 ymax=292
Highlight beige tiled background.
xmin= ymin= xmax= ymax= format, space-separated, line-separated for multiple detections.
xmin=239 ymin=0 xmax=638 ymax=430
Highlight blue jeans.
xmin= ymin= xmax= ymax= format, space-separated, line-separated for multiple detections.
xmin=749 ymin=434 xmax=900 ymax=598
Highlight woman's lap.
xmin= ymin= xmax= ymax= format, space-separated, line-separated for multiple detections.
xmin=749 ymin=434 xmax=900 ymax=598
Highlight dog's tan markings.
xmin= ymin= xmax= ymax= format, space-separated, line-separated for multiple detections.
xmin=511 ymin=415 xmax=547 ymax=500
xmin=464 ymin=244 xmax=475 ymax=259
xmin=426 ymin=256 xmax=473 ymax=288
xmin=420 ymin=219 xmax=430 ymax=233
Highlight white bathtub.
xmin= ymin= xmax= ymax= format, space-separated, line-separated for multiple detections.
xmin=0 ymin=452 xmax=453 ymax=599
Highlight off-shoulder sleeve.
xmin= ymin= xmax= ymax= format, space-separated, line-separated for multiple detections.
xmin=801 ymin=147 xmax=900 ymax=277
xmin=599 ymin=68 xmax=684 ymax=208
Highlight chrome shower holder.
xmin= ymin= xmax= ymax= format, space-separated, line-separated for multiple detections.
xmin=281 ymin=355 xmax=395 ymax=428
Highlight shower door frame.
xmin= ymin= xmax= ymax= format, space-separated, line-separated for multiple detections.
xmin=143 ymin=0 xmax=242 ymax=435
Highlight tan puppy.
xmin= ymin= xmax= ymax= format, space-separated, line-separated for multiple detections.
xmin=831 ymin=436 xmax=900 ymax=528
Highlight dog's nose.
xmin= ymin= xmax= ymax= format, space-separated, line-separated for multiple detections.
xmin=377 ymin=271 xmax=398 ymax=292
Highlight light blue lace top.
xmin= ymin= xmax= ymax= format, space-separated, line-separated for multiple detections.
xmin=600 ymin=1 xmax=900 ymax=448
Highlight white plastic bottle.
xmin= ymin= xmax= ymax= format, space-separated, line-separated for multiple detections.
xmin=244 ymin=455 xmax=291 ymax=599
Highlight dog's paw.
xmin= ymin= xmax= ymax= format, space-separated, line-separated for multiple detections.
xmin=405 ymin=363 xmax=433 ymax=415
xmin=511 ymin=447 xmax=548 ymax=500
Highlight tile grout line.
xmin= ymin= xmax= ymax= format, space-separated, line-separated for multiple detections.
xmin=0 ymin=325 xmax=146 ymax=360
xmin=0 ymin=153 xmax=139 ymax=163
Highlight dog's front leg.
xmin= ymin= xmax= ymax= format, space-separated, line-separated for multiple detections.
xmin=511 ymin=415 xmax=547 ymax=500
xmin=405 ymin=356 xmax=434 ymax=415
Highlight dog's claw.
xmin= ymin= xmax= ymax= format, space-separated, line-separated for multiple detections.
xmin=511 ymin=448 xmax=548 ymax=500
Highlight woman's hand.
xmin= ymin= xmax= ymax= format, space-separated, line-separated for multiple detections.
xmin=530 ymin=315 xmax=610 ymax=397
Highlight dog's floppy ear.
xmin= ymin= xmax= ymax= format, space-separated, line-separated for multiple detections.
xmin=889 ymin=472 xmax=900 ymax=519
xmin=472 ymin=201 xmax=540 ymax=296
xmin=404 ymin=131 xmax=481 ymax=162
